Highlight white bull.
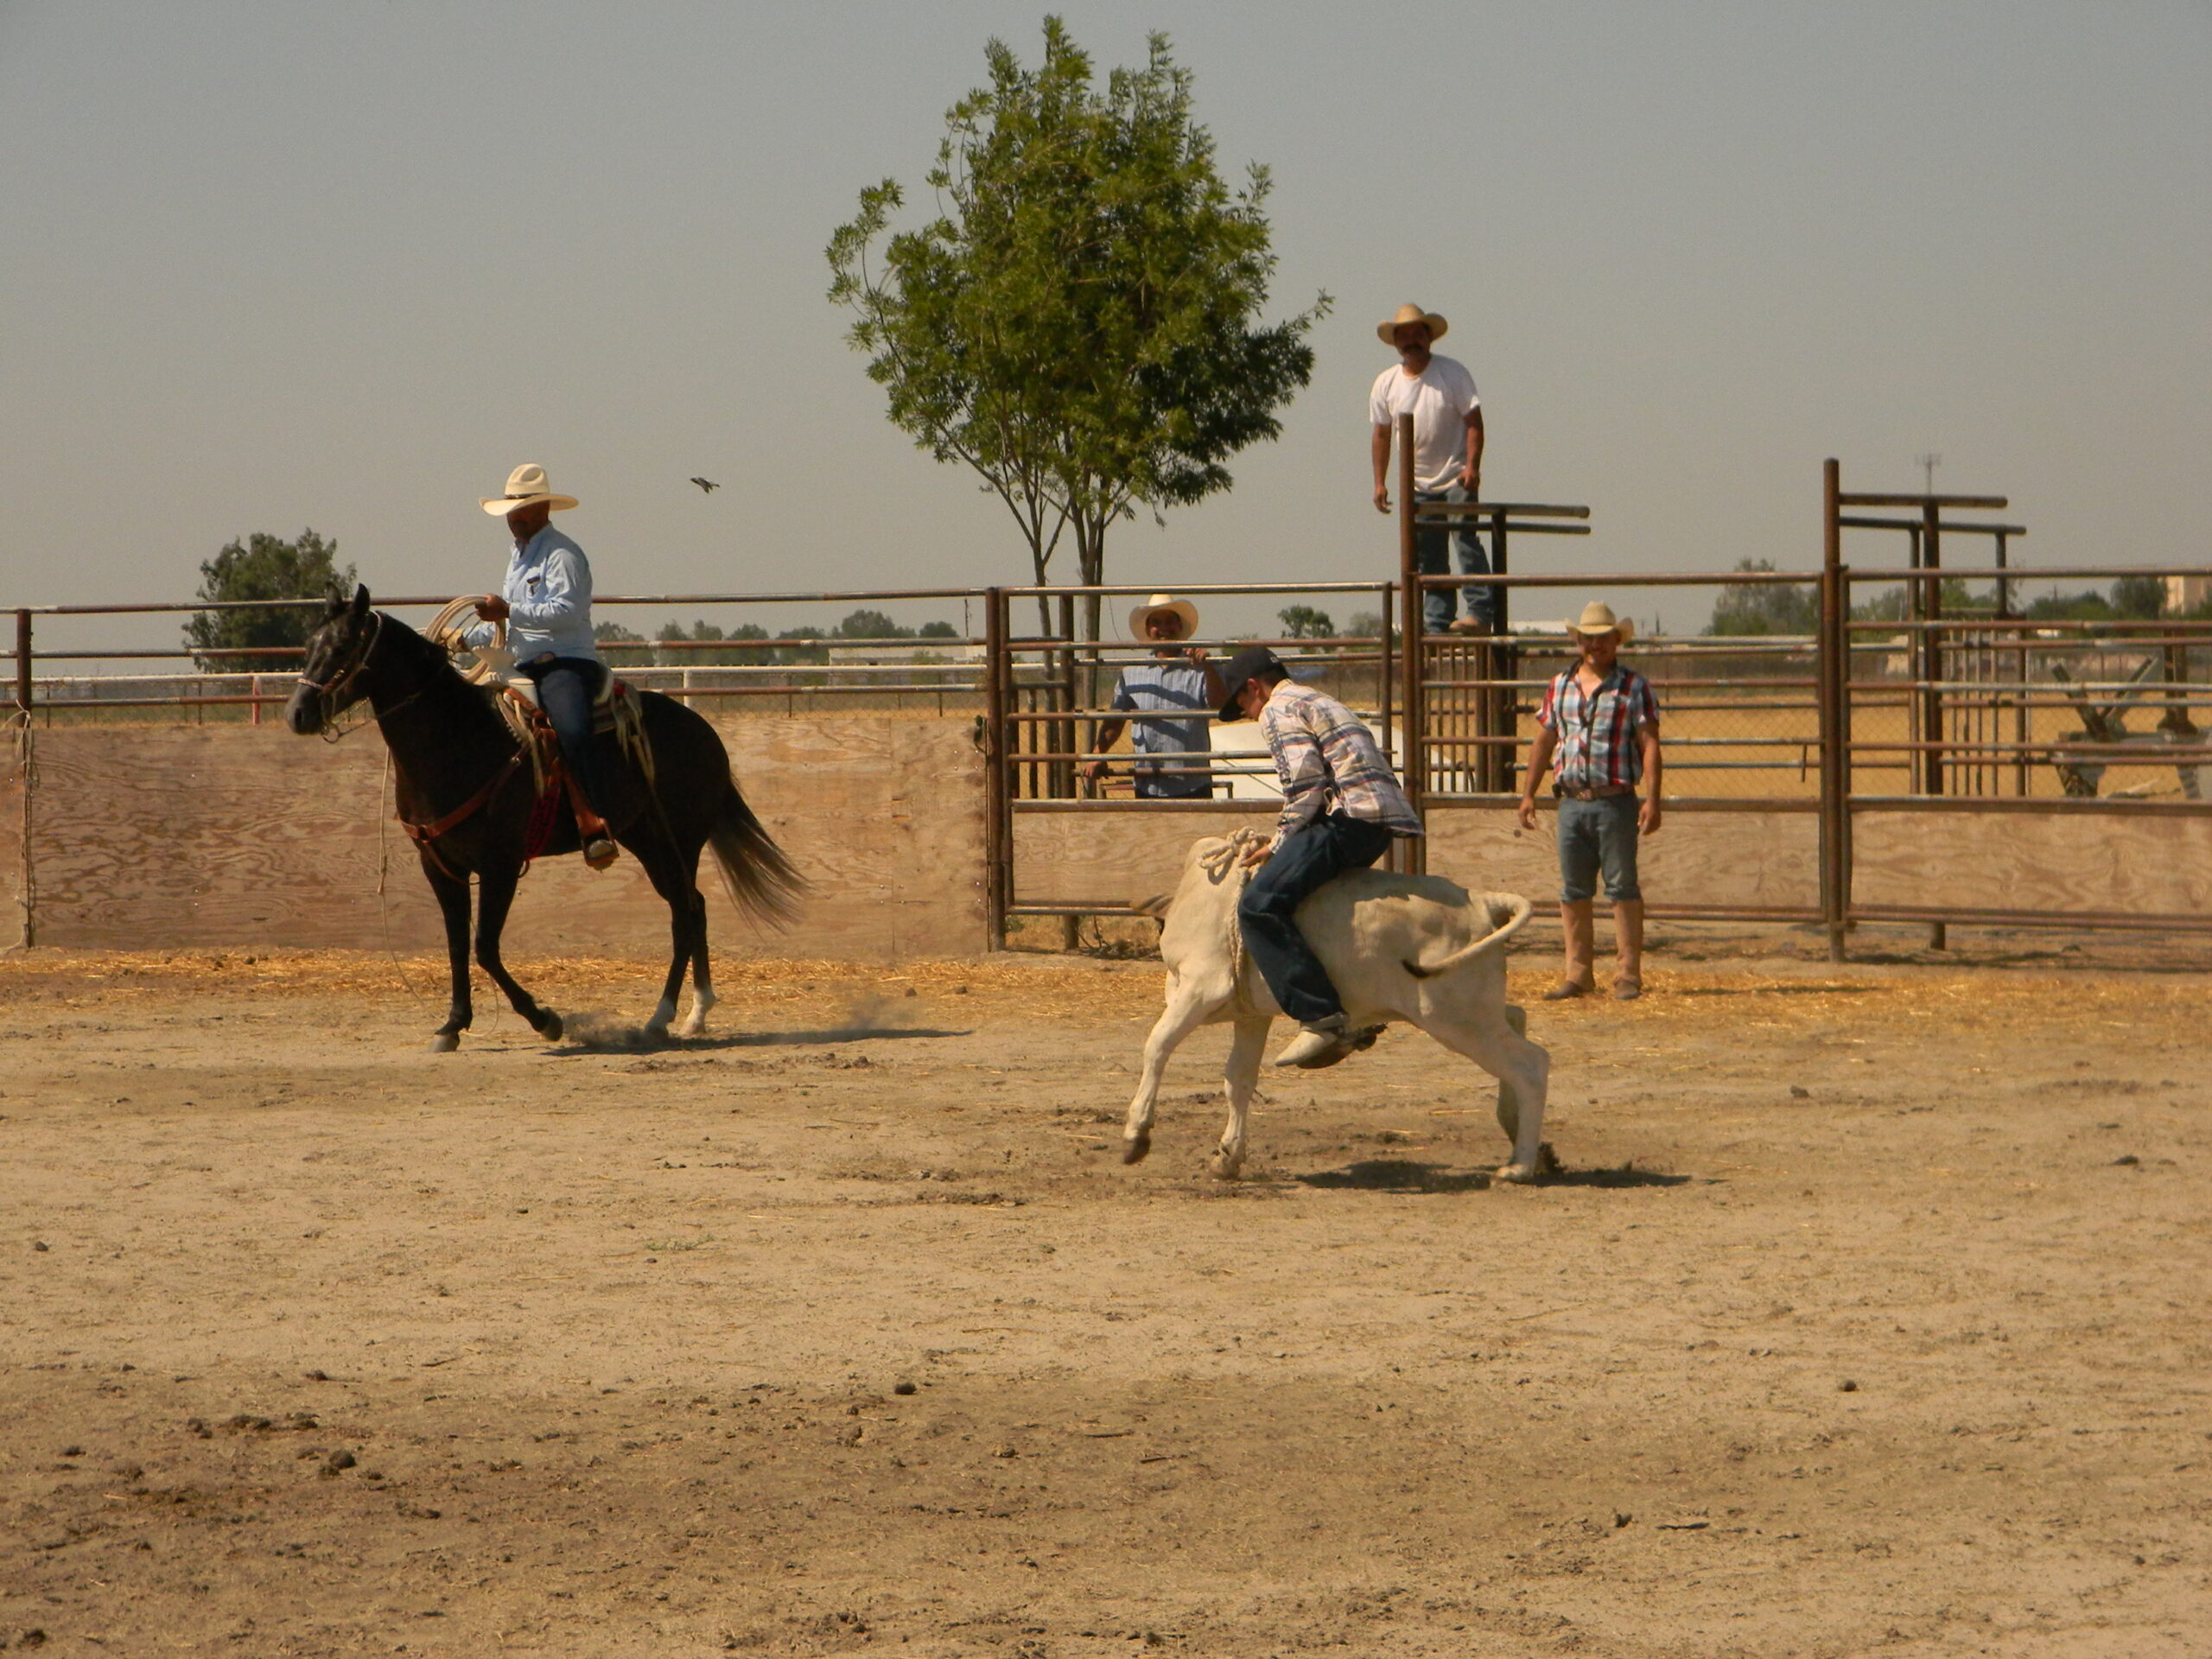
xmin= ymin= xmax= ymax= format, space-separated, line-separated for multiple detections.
xmin=1122 ymin=830 xmax=1554 ymax=1183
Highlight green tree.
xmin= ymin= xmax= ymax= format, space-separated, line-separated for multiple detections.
xmin=2110 ymin=575 xmax=2166 ymax=620
xmin=1344 ymin=610 xmax=1387 ymax=642
xmin=594 ymin=620 xmax=651 ymax=667
xmin=828 ymin=18 xmax=1325 ymax=637
xmin=918 ymin=620 xmax=960 ymax=639
xmin=1277 ymin=605 xmax=1336 ymax=639
xmin=184 ymin=529 xmax=356 ymax=672
xmin=1705 ymin=559 xmax=1819 ymax=637
xmin=834 ymin=608 xmax=914 ymax=640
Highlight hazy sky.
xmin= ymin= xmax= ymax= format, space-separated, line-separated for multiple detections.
xmin=4 ymin=1 xmax=2206 ymax=650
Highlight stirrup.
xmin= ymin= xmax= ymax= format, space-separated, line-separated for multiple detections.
xmin=583 ymin=836 xmax=619 ymax=871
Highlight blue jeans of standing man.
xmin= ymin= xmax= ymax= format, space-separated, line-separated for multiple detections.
xmin=520 ymin=656 xmax=615 ymax=822
xmin=1415 ymin=484 xmax=1496 ymax=633
xmin=1556 ymin=792 xmax=1642 ymax=903
xmin=1238 ymin=813 xmax=1398 ymax=1026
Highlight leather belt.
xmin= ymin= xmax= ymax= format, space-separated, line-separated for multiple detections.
xmin=1555 ymin=784 xmax=1634 ymax=800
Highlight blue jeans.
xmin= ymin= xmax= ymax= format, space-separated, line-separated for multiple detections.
xmin=1415 ymin=484 xmax=1495 ymax=632
xmin=520 ymin=656 xmax=614 ymax=820
xmin=1238 ymin=813 xmax=1397 ymax=1026
xmin=1557 ymin=792 xmax=1642 ymax=903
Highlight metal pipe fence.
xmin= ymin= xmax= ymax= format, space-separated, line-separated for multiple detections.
xmin=10 ymin=460 xmax=2212 ymax=957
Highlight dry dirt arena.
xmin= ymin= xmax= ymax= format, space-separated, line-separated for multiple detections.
xmin=2 ymin=928 xmax=2208 ymax=1658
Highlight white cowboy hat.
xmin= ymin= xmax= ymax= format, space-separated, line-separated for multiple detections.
xmin=1566 ymin=601 xmax=1636 ymax=645
xmin=480 ymin=463 xmax=579 ymax=516
xmin=1376 ymin=302 xmax=1449 ymax=346
xmin=1128 ymin=594 xmax=1200 ymax=639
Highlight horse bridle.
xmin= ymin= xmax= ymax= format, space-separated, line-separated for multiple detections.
xmin=296 ymin=609 xmax=392 ymax=737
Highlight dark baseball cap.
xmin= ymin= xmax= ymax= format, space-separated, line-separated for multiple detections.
xmin=1216 ymin=645 xmax=1287 ymax=721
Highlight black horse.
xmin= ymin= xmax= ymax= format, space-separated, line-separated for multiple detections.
xmin=286 ymin=586 xmax=801 ymax=1051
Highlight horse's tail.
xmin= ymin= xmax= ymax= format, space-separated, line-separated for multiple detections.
xmin=707 ymin=774 xmax=805 ymax=930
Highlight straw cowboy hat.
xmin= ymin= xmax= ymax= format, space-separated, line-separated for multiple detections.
xmin=1566 ymin=601 xmax=1636 ymax=644
xmin=1376 ymin=302 xmax=1449 ymax=345
xmin=480 ymin=463 xmax=579 ymax=516
xmin=1128 ymin=593 xmax=1200 ymax=639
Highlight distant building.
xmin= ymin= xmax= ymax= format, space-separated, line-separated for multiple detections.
xmin=2165 ymin=575 xmax=2210 ymax=614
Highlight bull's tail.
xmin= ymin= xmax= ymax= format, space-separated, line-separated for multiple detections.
xmin=707 ymin=775 xmax=805 ymax=930
xmin=1405 ymin=893 xmax=1534 ymax=979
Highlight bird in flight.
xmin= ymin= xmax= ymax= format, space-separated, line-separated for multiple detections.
xmin=690 ymin=476 xmax=720 ymax=493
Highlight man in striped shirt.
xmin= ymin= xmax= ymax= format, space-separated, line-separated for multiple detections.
xmin=1217 ymin=646 xmax=1423 ymax=1069
xmin=1083 ymin=595 xmax=1224 ymax=799
xmin=1517 ymin=602 xmax=1664 ymax=1000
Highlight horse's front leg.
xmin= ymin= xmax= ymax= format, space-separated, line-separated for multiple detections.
xmin=427 ymin=861 xmax=474 ymax=1053
xmin=473 ymin=861 xmax=563 ymax=1041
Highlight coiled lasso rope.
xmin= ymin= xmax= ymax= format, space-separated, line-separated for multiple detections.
xmin=423 ymin=596 xmax=506 ymax=685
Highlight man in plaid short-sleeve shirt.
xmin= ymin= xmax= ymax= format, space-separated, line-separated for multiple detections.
xmin=1518 ymin=602 xmax=1663 ymax=1001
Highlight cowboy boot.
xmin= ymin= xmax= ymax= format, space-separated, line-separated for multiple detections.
xmin=1543 ymin=901 xmax=1596 ymax=1000
xmin=1612 ymin=899 xmax=1645 ymax=1000
xmin=562 ymin=772 xmax=620 ymax=871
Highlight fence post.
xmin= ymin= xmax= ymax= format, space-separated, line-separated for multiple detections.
xmin=1396 ymin=414 xmax=1427 ymax=874
xmin=982 ymin=588 xmax=1008 ymax=951
xmin=1818 ymin=461 xmax=1847 ymax=962
xmin=1922 ymin=498 xmax=1946 ymax=950
xmin=11 ymin=608 xmax=31 ymax=949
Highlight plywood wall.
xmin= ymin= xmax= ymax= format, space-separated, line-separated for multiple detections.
xmin=1426 ymin=805 xmax=1822 ymax=912
xmin=1849 ymin=809 xmax=2212 ymax=917
xmin=12 ymin=716 xmax=986 ymax=960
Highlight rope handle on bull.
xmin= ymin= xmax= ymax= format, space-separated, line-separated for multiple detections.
xmin=1199 ymin=827 xmax=1270 ymax=988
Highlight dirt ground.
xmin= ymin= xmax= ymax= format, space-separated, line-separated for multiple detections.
xmin=2 ymin=926 xmax=2208 ymax=1658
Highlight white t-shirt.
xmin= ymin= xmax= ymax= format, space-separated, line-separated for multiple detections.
xmin=1369 ymin=354 xmax=1480 ymax=492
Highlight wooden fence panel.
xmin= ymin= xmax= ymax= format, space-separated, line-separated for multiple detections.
xmin=1849 ymin=809 xmax=2212 ymax=918
xmin=17 ymin=716 xmax=985 ymax=959
xmin=1426 ymin=805 xmax=1821 ymax=912
xmin=1011 ymin=809 xmax=1265 ymax=910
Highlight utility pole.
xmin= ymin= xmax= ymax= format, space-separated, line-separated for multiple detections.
xmin=1916 ymin=452 xmax=1941 ymax=494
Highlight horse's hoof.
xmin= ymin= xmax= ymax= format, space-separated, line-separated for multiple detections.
xmin=538 ymin=1012 xmax=563 ymax=1042
xmin=1122 ymin=1130 xmax=1152 ymax=1166
xmin=1494 ymin=1161 xmax=1538 ymax=1185
xmin=1210 ymin=1153 xmax=1244 ymax=1182
xmin=429 ymin=1033 xmax=461 ymax=1054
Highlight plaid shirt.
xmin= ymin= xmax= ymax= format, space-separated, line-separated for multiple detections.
xmin=1537 ymin=664 xmax=1661 ymax=789
xmin=1259 ymin=681 xmax=1422 ymax=842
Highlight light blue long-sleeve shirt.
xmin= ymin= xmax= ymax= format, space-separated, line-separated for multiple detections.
xmin=466 ymin=524 xmax=600 ymax=664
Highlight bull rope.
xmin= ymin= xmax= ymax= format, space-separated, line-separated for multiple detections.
xmin=1199 ymin=827 xmax=1270 ymax=995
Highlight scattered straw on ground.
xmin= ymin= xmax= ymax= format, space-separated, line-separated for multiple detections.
xmin=1 ymin=946 xmax=2201 ymax=1043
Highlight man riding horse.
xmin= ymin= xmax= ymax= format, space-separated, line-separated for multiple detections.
xmin=467 ymin=463 xmax=619 ymax=869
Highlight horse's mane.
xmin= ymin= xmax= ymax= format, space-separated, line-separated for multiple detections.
xmin=372 ymin=610 xmax=511 ymax=737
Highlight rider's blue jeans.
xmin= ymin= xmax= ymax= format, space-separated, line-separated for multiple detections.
xmin=1237 ymin=812 xmax=1397 ymax=1027
xmin=521 ymin=656 xmax=614 ymax=823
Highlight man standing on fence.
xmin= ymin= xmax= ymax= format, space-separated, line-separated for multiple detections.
xmin=1517 ymin=602 xmax=1663 ymax=1000
xmin=1083 ymin=594 xmax=1224 ymax=800
xmin=1370 ymin=302 xmax=1493 ymax=635
xmin=1217 ymin=645 xmax=1424 ymax=1069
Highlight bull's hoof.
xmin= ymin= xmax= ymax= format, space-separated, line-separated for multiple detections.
xmin=1122 ymin=1130 xmax=1152 ymax=1165
xmin=429 ymin=1033 xmax=461 ymax=1054
xmin=538 ymin=1012 xmax=563 ymax=1042
xmin=1209 ymin=1152 xmax=1244 ymax=1182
